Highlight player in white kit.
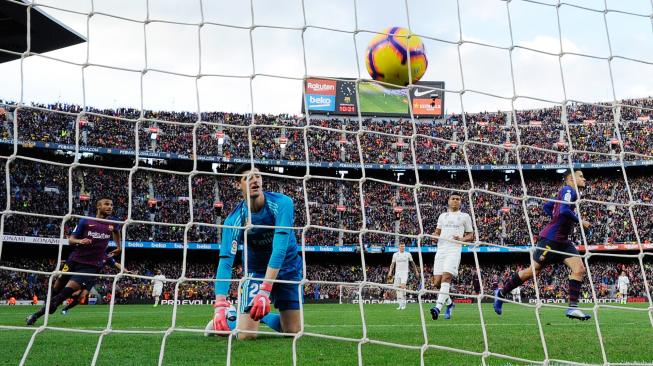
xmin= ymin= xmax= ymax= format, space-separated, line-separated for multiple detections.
xmin=152 ymin=270 xmax=166 ymax=307
xmin=510 ymin=286 xmax=522 ymax=303
xmin=617 ymin=270 xmax=630 ymax=304
xmin=387 ymin=243 xmax=420 ymax=310
xmin=430 ymin=194 xmax=474 ymax=320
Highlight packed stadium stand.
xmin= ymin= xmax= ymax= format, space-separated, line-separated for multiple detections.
xmin=1 ymin=97 xmax=652 ymax=303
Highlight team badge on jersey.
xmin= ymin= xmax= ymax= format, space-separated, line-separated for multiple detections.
xmin=231 ymin=240 xmax=238 ymax=255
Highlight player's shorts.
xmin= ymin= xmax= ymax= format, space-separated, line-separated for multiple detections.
xmin=619 ymin=285 xmax=628 ymax=295
xmin=532 ymin=238 xmax=579 ymax=266
xmin=433 ymin=248 xmax=461 ymax=276
xmin=59 ymin=260 xmax=101 ymax=290
xmin=152 ymin=287 xmax=163 ymax=297
xmin=393 ymin=272 xmax=408 ymax=286
xmin=239 ymin=272 xmax=303 ymax=313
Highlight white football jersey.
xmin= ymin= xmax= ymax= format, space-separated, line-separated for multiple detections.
xmin=392 ymin=251 xmax=414 ymax=274
xmin=436 ymin=211 xmax=473 ymax=248
xmin=617 ymin=275 xmax=630 ymax=287
xmin=153 ymin=274 xmax=166 ymax=288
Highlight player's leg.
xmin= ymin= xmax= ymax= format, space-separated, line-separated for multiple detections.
xmin=27 ymin=261 xmax=85 ymax=325
xmin=443 ymin=273 xmax=456 ymax=320
xmin=62 ymin=289 xmax=86 ymax=314
xmin=279 ymin=310 xmax=301 ymax=334
xmin=435 ymin=271 xmax=453 ymax=312
xmin=27 ymin=279 xmax=82 ymax=325
xmin=431 ymin=252 xmax=459 ymax=320
xmin=431 ymin=254 xmax=443 ymax=291
xmin=493 ymin=263 xmax=541 ymax=315
xmin=236 ymin=311 xmax=261 ymax=340
xmin=394 ymin=274 xmax=407 ymax=309
xmin=153 ymin=287 xmax=161 ymax=307
xmin=563 ymin=255 xmax=591 ymax=320
xmin=430 ymin=255 xmax=445 ymax=320
xmin=397 ymin=283 xmax=406 ymax=310
xmin=621 ymin=287 xmax=628 ymax=304
xmin=494 ymin=242 xmax=546 ymax=315
xmin=271 ymin=281 xmax=302 ymax=334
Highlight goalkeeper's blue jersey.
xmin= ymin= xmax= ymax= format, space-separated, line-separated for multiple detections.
xmin=215 ymin=192 xmax=302 ymax=296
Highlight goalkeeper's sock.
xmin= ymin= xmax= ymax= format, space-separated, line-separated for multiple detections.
xmin=568 ymin=278 xmax=582 ymax=307
xmin=261 ymin=312 xmax=281 ymax=332
xmin=154 ymin=297 xmax=159 ymax=307
xmin=435 ymin=282 xmax=451 ymax=311
xmin=500 ymin=272 xmax=524 ymax=298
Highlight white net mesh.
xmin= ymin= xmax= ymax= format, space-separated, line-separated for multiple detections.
xmin=0 ymin=0 xmax=653 ymax=365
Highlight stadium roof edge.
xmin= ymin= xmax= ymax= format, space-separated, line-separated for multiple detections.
xmin=0 ymin=0 xmax=86 ymax=64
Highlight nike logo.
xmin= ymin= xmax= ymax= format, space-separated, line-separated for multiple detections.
xmin=414 ymin=89 xmax=436 ymax=97
xmin=88 ymin=225 xmax=95 ymax=227
xmin=258 ymin=297 xmax=267 ymax=306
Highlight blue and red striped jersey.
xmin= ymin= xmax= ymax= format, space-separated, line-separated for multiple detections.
xmin=539 ymin=185 xmax=580 ymax=244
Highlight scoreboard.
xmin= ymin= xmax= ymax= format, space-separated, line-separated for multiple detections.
xmin=303 ymin=78 xmax=444 ymax=118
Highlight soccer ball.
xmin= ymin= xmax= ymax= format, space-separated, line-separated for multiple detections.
xmin=365 ymin=27 xmax=428 ymax=86
xmin=204 ymin=305 xmax=237 ymax=337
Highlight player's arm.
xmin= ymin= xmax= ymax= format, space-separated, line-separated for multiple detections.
xmin=108 ymin=257 xmax=130 ymax=273
xmin=252 ymin=196 xmax=294 ymax=320
xmin=212 ymin=221 xmax=240 ymax=331
xmin=388 ymin=254 xmax=396 ymax=282
xmin=542 ymin=200 xmax=554 ymax=217
xmin=69 ymin=219 xmax=91 ymax=245
xmin=434 ymin=213 xmax=443 ymax=238
xmin=409 ymin=255 xmax=420 ymax=277
xmin=461 ymin=214 xmax=474 ymax=242
xmin=454 ymin=215 xmax=474 ymax=243
xmin=215 ymin=223 xmax=240 ymax=300
xmin=109 ymin=224 xmax=122 ymax=257
xmin=264 ymin=196 xmax=295 ymax=281
xmin=560 ymin=188 xmax=590 ymax=228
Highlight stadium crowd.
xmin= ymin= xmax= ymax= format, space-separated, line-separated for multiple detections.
xmin=3 ymin=156 xmax=653 ymax=247
xmin=1 ymin=97 xmax=653 ymax=304
xmin=2 ymin=98 xmax=652 ymax=167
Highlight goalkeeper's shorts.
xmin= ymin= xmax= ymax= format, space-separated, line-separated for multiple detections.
xmin=239 ymin=272 xmax=303 ymax=313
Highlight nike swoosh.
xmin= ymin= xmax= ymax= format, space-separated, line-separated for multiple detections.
xmin=414 ymin=89 xmax=435 ymax=97
xmin=88 ymin=225 xmax=95 ymax=227
xmin=259 ymin=297 xmax=267 ymax=306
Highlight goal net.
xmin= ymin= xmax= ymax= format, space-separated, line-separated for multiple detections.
xmin=1 ymin=0 xmax=652 ymax=365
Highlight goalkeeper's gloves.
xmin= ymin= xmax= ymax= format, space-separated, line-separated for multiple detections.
xmin=250 ymin=282 xmax=272 ymax=321
xmin=212 ymin=299 xmax=232 ymax=333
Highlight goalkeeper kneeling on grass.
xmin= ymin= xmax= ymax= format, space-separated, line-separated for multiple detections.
xmin=205 ymin=164 xmax=303 ymax=339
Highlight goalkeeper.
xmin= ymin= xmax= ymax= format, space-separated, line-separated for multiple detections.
xmin=208 ymin=164 xmax=302 ymax=339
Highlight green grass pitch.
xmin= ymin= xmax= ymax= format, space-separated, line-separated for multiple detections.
xmin=1 ymin=303 xmax=652 ymax=365
xmin=359 ymin=82 xmax=409 ymax=114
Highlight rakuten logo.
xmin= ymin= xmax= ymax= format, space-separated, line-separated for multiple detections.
xmin=87 ymin=231 xmax=111 ymax=240
xmin=307 ymin=82 xmax=335 ymax=93
xmin=306 ymin=79 xmax=336 ymax=95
